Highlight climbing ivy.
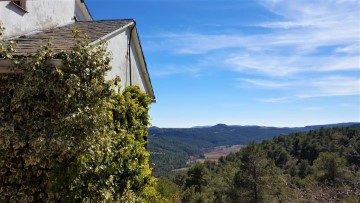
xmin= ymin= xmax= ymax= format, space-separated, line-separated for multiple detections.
xmin=0 ymin=24 xmax=164 ymax=202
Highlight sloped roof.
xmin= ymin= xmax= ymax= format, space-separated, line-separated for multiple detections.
xmin=8 ymin=20 xmax=133 ymax=56
xmin=3 ymin=19 xmax=155 ymax=100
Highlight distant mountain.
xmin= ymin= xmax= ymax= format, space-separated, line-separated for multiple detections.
xmin=148 ymin=122 xmax=359 ymax=175
xmin=350 ymin=123 xmax=360 ymax=128
xmin=296 ymin=122 xmax=360 ymax=131
xmin=189 ymin=122 xmax=360 ymax=130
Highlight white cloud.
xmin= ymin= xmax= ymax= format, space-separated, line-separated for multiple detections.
xmin=261 ymin=97 xmax=294 ymax=103
xmin=302 ymin=106 xmax=323 ymax=111
xmin=335 ymin=44 xmax=360 ymax=54
xmin=245 ymin=76 xmax=360 ymax=102
xmin=240 ymin=78 xmax=294 ymax=89
xmin=145 ymin=0 xmax=360 ymax=102
xmin=338 ymin=103 xmax=357 ymax=107
xmin=296 ymin=76 xmax=360 ymax=98
xmin=151 ymin=65 xmax=204 ymax=78
xmin=145 ymin=33 xmax=251 ymax=54
xmin=224 ymin=54 xmax=360 ymax=77
xmin=146 ymin=0 xmax=359 ymax=56
xmin=258 ymin=0 xmax=360 ymax=52
xmin=146 ymin=27 xmax=359 ymax=56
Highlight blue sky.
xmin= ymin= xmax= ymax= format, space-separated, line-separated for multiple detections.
xmin=86 ymin=0 xmax=360 ymax=127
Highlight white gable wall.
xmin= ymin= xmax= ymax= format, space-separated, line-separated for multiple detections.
xmin=0 ymin=0 xmax=90 ymax=39
xmin=0 ymin=0 xmax=152 ymax=97
xmin=105 ymin=29 xmax=129 ymax=89
xmin=130 ymin=37 xmax=148 ymax=93
xmin=105 ymin=27 xmax=147 ymax=94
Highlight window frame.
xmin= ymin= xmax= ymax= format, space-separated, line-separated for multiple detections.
xmin=11 ymin=0 xmax=27 ymax=13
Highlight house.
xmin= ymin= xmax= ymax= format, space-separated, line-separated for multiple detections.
xmin=0 ymin=0 xmax=155 ymax=101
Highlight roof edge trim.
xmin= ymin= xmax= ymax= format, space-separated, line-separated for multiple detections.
xmin=131 ymin=27 xmax=156 ymax=101
xmin=90 ymin=21 xmax=155 ymax=100
xmin=77 ymin=0 xmax=93 ymax=21
xmin=89 ymin=21 xmax=134 ymax=45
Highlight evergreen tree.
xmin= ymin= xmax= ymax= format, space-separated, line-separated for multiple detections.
xmin=313 ymin=152 xmax=348 ymax=185
xmin=185 ymin=164 xmax=210 ymax=193
xmin=233 ymin=142 xmax=286 ymax=202
xmin=298 ymin=160 xmax=312 ymax=178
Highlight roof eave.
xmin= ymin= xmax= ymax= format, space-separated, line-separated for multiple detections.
xmin=77 ymin=0 xmax=93 ymax=21
xmin=90 ymin=21 xmax=134 ymax=45
xmin=90 ymin=21 xmax=156 ymax=101
xmin=131 ymin=27 xmax=156 ymax=102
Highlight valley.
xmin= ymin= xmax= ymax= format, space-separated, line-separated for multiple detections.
xmin=148 ymin=122 xmax=359 ymax=175
xmin=155 ymin=126 xmax=360 ymax=202
xmin=188 ymin=145 xmax=243 ymax=164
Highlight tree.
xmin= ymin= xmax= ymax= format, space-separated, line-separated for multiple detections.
xmin=185 ymin=164 xmax=210 ymax=193
xmin=233 ymin=143 xmax=288 ymax=202
xmin=313 ymin=152 xmax=348 ymax=185
xmin=298 ymin=160 xmax=312 ymax=178
xmin=156 ymin=178 xmax=181 ymax=203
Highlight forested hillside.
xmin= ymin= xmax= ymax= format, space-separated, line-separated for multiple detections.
xmin=156 ymin=126 xmax=360 ymax=202
xmin=149 ymin=123 xmax=359 ymax=175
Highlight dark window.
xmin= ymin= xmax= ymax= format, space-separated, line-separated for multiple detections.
xmin=11 ymin=0 xmax=27 ymax=12
xmin=14 ymin=1 xmax=21 ymax=6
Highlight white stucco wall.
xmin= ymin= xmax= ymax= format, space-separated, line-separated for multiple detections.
xmin=0 ymin=0 xmax=90 ymax=39
xmin=105 ymin=29 xmax=129 ymax=89
xmin=130 ymin=40 xmax=147 ymax=93
xmin=105 ymin=27 xmax=148 ymax=94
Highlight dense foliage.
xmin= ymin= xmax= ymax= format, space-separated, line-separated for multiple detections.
xmin=149 ymin=123 xmax=358 ymax=175
xmin=149 ymin=135 xmax=201 ymax=176
xmin=149 ymin=124 xmax=298 ymax=176
xmin=0 ymin=25 xmax=163 ymax=202
xmin=158 ymin=127 xmax=360 ymax=202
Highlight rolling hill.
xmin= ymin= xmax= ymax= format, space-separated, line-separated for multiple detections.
xmin=148 ymin=122 xmax=359 ymax=175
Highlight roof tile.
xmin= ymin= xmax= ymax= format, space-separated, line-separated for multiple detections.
xmin=6 ymin=19 xmax=133 ymax=56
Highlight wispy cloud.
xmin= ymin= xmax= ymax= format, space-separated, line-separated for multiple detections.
xmin=338 ymin=103 xmax=357 ymax=108
xmin=261 ymin=97 xmax=294 ymax=103
xmin=224 ymin=54 xmax=359 ymax=77
xmin=149 ymin=57 xmax=217 ymax=78
xmin=146 ymin=0 xmax=359 ymax=56
xmin=302 ymin=106 xmax=323 ymax=111
xmin=247 ymin=76 xmax=360 ymax=102
xmin=146 ymin=28 xmax=359 ymax=56
xmin=145 ymin=0 xmax=360 ymax=102
xmin=151 ymin=65 xmax=204 ymax=78
xmin=151 ymin=67 xmax=186 ymax=77
xmin=145 ymin=33 xmax=252 ymax=54
xmin=145 ymin=0 xmax=359 ymax=56
xmin=335 ymin=44 xmax=360 ymax=54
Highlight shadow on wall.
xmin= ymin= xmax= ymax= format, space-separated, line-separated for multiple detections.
xmin=5 ymin=2 xmax=26 ymax=16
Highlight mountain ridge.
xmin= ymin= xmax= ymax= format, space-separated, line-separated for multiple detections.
xmin=148 ymin=122 xmax=359 ymax=175
xmin=150 ymin=122 xmax=360 ymax=130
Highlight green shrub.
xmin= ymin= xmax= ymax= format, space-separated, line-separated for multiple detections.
xmin=0 ymin=25 xmax=162 ymax=202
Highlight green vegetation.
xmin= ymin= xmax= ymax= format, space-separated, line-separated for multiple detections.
xmin=149 ymin=124 xmax=299 ymax=175
xmin=149 ymin=135 xmax=201 ymax=175
xmin=2 ymin=23 xmax=359 ymax=202
xmin=0 ymin=25 xmax=163 ymax=202
xmin=157 ymin=127 xmax=360 ymax=202
xmin=149 ymin=123 xmax=358 ymax=175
